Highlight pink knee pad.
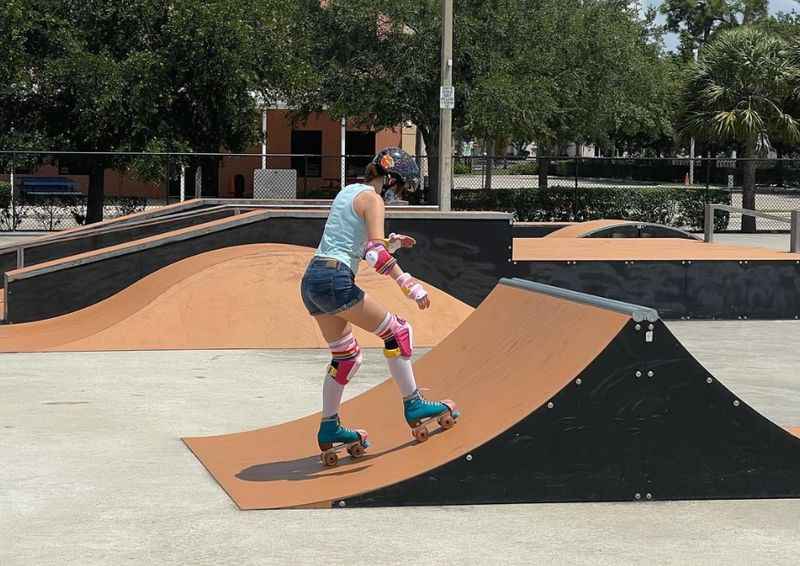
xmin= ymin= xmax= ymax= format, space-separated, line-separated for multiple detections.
xmin=327 ymin=333 xmax=362 ymax=385
xmin=375 ymin=314 xmax=414 ymax=358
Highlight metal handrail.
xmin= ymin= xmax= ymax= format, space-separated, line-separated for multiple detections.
xmin=704 ymin=204 xmax=800 ymax=253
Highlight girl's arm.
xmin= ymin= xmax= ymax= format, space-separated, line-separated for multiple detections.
xmin=355 ymin=191 xmax=430 ymax=310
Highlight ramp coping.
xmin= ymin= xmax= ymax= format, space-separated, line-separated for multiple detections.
xmin=501 ymin=278 xmax=660 ymax=322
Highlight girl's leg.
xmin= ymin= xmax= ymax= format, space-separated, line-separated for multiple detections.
xmin=339 ymin=295 xmax=458 ymax=427
xmin=337 ymin=294 xmax=418 ymax=397
xmin=313 ymin=314 xmax=361 ymax=419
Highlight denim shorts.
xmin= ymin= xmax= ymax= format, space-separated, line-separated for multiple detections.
xmin=300 ymin=257 xmax=365 ymax=316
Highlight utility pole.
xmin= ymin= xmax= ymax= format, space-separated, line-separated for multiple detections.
xmin=437 ymin=0 xmax=454 ymax=211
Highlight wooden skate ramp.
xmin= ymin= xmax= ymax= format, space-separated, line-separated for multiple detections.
xmin=184 ymin=279 xmax=800 ymax=509
xmin=0 ymin=244 xmax=471 ymax=352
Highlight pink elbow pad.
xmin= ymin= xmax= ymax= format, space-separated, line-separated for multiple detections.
xmin=364 ymin=241 xmax=397 ymax=275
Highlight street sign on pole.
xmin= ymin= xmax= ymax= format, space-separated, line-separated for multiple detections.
xmin=440 ymin=86 xmax=455 ymax=110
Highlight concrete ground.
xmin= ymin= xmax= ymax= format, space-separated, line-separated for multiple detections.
xmin=2 ymin=320 xmax=800 ymax=566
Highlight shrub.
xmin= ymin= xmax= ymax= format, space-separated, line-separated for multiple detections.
xmin=453 ymin=161 xmax=472 ymax=175
xmin=0 ymin=182 xmax=10 ymax=209
xmin=506 ymin=161 xmax=537 ymax=175
xmin=452 ymin=186 xmax=731 ymax=230
xmin=107 ymin=196 xmax=147 ymax=218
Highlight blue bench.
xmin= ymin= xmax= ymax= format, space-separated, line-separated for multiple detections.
xmin=19 ymin=177 xmax=81 ymax=202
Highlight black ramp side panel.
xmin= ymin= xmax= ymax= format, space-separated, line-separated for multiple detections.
xmin=387 ymin=218 xmax=512 ymax=308
xmin=513 ymin=260 xmax=800 ymax=320
xmin=344 ymin=320 xmax=800 ymax=507
xmin=18 ymin=209 xmax=238 ymax=270
xmin=686 ymin=261 xmax=800 ymax=320
xmin=514 ymin=261 xmax=689 ymax=319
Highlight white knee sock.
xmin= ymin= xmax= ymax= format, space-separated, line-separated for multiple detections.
xmin=322 ymin=377 xmax=345 ymax=418
xmin=386 ymin=356 xmax=418 ymax=398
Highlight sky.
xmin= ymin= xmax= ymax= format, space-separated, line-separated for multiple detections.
xmin=640 ymin=0 xmax=800 ymax=51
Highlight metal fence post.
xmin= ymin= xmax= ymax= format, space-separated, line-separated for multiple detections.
xmin=704 ymin=204 xmax=715 ymax=243
xmin=574 ymin=155 xmax=579 ymax=219
xmin=791 ymin=210 xmax=800 ymax=253
xmin=304 ymin=155 xmax=309 ymax=197
xmin=10 ymin=152 xmax=16 ymax=230
xmin=179 ymin=165 xmax=186 ymax=202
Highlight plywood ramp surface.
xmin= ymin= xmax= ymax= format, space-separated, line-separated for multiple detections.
xmin=183 ymin=284 xmax=630 ymax=510
xmin=0 ymin=244 xmax=471 ymax=352
xmin=513 ymin=238 xmax=800 ymax=261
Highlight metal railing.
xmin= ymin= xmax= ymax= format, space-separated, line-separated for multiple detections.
xmin=704 ymin=204 xmax=800 ymax=252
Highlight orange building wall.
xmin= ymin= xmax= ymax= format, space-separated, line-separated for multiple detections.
xmin=5 ymin=111 xmax=406 ymax=199
xmin=218 ymin=110 xmax=404 ymax=197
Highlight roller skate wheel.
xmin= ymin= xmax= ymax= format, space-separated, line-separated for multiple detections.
xmin=413 ymin=426 xmax=429 ymax=443
xmin=322 ymin=451 xmax=339 ymax=467
xmin=348 ymin=443 xmax=366 ymax=459
xmin=438 ymin=413 xmax=455 ymax=430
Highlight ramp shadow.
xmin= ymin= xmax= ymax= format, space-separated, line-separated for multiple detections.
xmin=236 ymin=439 xmax=417 ymax=483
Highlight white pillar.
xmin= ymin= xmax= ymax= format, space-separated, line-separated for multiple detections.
xmin=261 ymin=109 xmax=268 ymax=170
xmin=179 ymin=166 xmax=186 ymax=202
xmin=340 ymin=117 xmax=347 ymax=189
xmin=195 ymin=166 xmax=202 ymax=199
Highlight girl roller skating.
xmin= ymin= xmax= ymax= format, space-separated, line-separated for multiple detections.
xmin=300 ymin=147 xmax=459 ymax=466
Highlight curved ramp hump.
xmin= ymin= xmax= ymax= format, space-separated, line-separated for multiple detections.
xmin=183 ymin=279 xmax=800 ymax=509
xmin=546 ymin=219 xmax=698 ymax=239
xmin=0 ymin=244 xmax=471 ymax=352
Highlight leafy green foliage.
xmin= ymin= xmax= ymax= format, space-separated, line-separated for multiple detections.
xmin=680 ymin=27 xmax=800 ymax=150
xmin=661 ymin=0 xmax=769 ymax=56
xmin=1 ymin=0 xmax=306 ymax=221
xmin=453 ymin=186 xmax=731 ymax=230
xmin=298 ymin=0 xmax=679 ymax=199
xmin=0 ymin=182 xmax=10 ymax=209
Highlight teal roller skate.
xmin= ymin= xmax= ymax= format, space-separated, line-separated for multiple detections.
xmin=403 ymin=390 xmax=460 ymax=443
xmin=317 ymin=415 xmax=369 ymax=467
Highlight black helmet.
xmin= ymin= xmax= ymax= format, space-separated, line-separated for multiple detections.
xmin=369 ymin=147 xmax=421 ymax=193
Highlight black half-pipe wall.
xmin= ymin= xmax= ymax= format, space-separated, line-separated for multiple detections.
xmin=512 ymin=260 xmax=800 ymax=320
xmin=0 ymin=207 xmax=239 ymax=276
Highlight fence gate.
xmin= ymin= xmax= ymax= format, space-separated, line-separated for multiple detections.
xmin=254 ymin=169 xmax=297 ymax=199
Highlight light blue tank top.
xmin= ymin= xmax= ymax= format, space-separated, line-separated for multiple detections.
xmin=315 ymin=183 xmax=374 ymax=273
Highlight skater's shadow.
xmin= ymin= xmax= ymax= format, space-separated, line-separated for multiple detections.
xmin=236 ymin=439 xmax=417 ymax=483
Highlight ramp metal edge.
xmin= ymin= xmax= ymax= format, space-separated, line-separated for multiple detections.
xmin=501 ymin=277 xmax=660 ymax=322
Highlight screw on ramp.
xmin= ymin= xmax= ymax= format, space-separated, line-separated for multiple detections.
xmin=183 ymin=278 xmax=800 ymax=509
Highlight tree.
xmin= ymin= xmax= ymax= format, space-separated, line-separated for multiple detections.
xmin=1 ymin=0 xmax=304 ymax=222
xmin=298 ymin=0 xmax=677 ymax=197
xmin=679 ymin=27 xmax=800 ymax=232
xmin=661 ymin=0 xmax=769 ymax=57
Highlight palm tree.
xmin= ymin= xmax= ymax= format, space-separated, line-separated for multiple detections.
xmin=680 ymin=27 xmax=800 ymax=233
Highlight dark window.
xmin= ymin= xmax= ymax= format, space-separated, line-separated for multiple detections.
xmin=234 ymin=174 xmax=245 ymax=198
xmin=291 ymin=131 xmax=322 ymax=177
xmin=346 ymin=131 xmax=376 ymax=177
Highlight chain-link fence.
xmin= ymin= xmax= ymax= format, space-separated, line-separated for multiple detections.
xmin=1 ymin=151 xmax=799 ymax=232
xmin=452 ymin=156 xmax=800 ymax=231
